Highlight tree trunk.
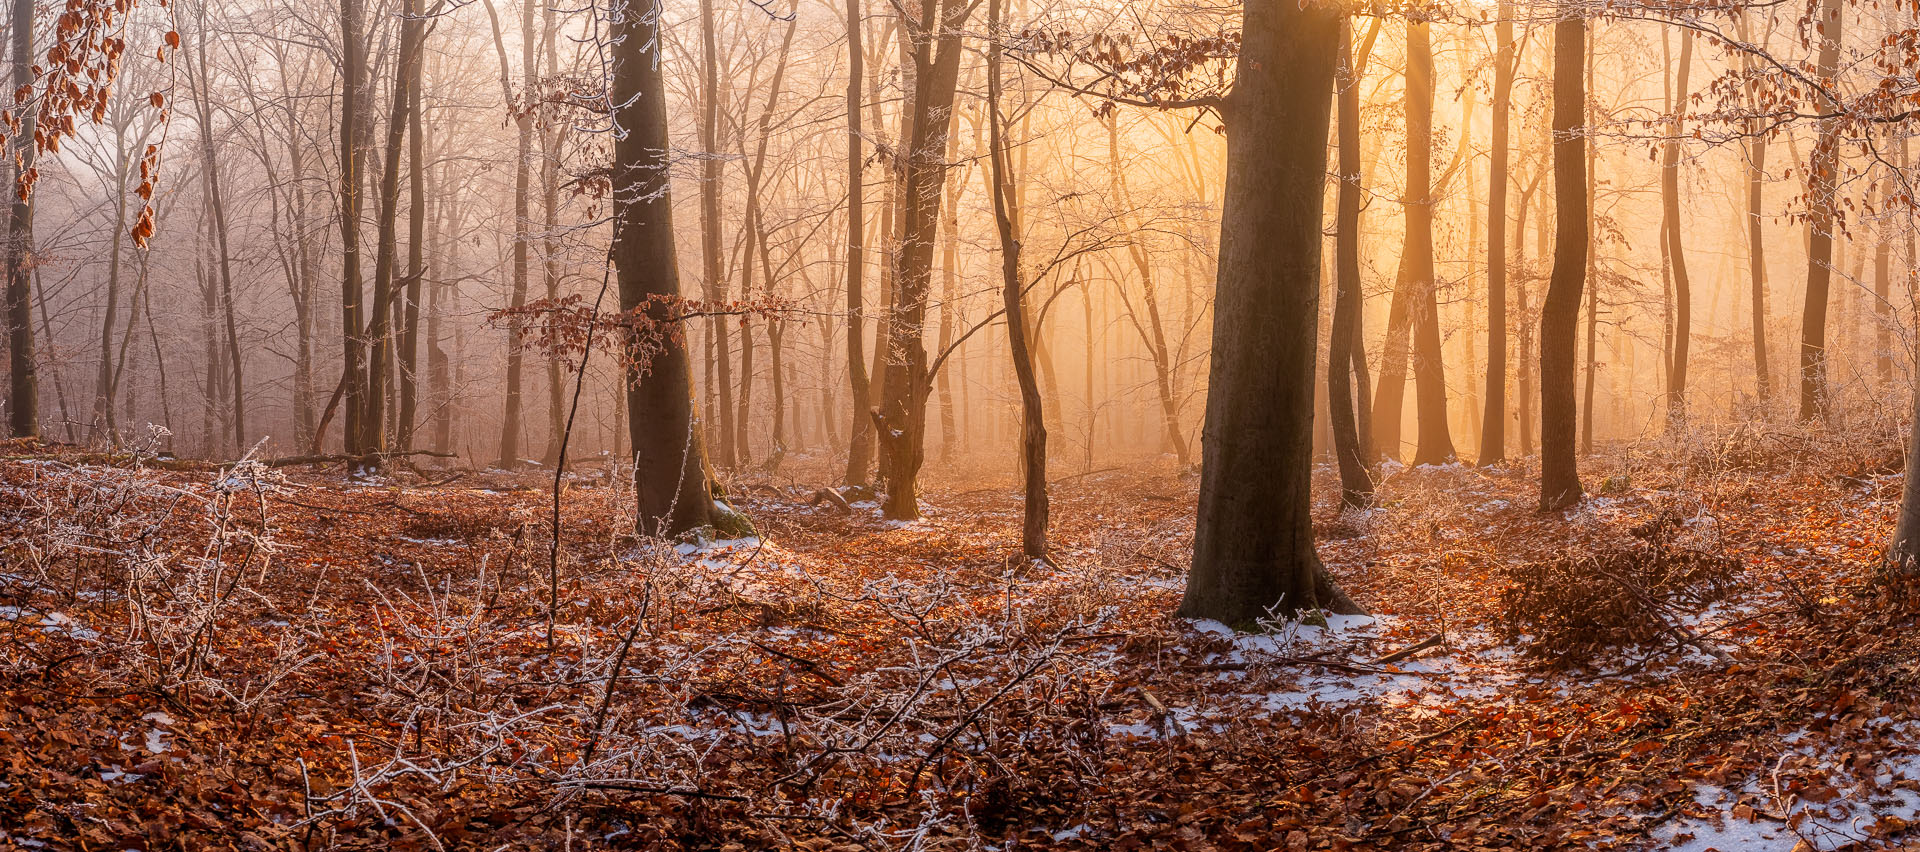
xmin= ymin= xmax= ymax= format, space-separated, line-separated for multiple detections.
xmin=1330 ymin=17 xmax=1379 ymax=504
xmin=698 ymin=0 xmax=736 ymax=469
xmin=1662 ymin=30 xmax=1693 ymax=424
xmin=986 ymin=0 xmax=1046 ymax=559
xmin=1800 ymin=0 xmax=1843 ymax=422
xmin=1539 ymin=9 xmax=1586 ymax=511
xmin=399 ymin=10 xmax=427 ymax=451
xmin=843 ymin=0 xmax=875 ymax=488
xmin=1739 ymin=12 xmax=1772 ymax=405
xmin=366 ymin=0 xmax=426 ymax=459
xmin=1405 ymin=20 xmax=1454 ymax=465
xmin=482 ymin=0 xmax=533 ymax=468
xmin=338 ymin=0 xmax=367 ymax=455
xmin=610 ymin=0 xmax=717 ymax=537
xmin=1179 ymin=0 xmax=1358 ymax=624
xmin=1480 ymin=0 xmax=1513 ymax=466
xmin=5 ymin=0 xmax=37 ymax=439
xmin=876 ymin=0 xmax=969 ymax=520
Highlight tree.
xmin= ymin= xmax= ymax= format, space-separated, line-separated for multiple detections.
xmin=1330 ymin=16 xmax=1380 ymax=504
xmin=1178 ymin=0 xmax=1358 ymax=623
xmin=1538 ymin=6 xmax=1585 ymax=511
xmin=874 ymin=0 xmax=969 ymax=520
xmin=843 ymin=0 xmax=876 ymax=489
xmin=1662 ymin=30 xmax=1693 ymax=423
xmin=338 ymin=0 xmax=368 ymax=456
xmin=985 ymin=0 xmax=1046 ymax=559
xmin=483 ymin=0 xmax=533 ymax=468
xmin=610 ymin=0 xmax=717 ymax=537
xmin=1478 ymin=0 xmax=1514 ymax=467
xmin=1798 ymin=0 xmax=1843 ymax=422
xmin=698 ymin=0 xmax=737 ymax=470
xmin=1739 ymin=11 xmax=1772 ymax=405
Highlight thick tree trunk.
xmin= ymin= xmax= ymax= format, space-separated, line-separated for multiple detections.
xmin=876 ymin=0 xmax=968 ymax=520
xmin=1800 ymin=0 xmax=1843 ymax=421
xmin=986 ymin=0 xmax=1046 ymax=559
xmin=610 ymin=0 xmax=717 ymax=537
xmin=1539 ymin=10 xmax=1586 ymax=511
xmin=1179 ymin=0 xmax=1358 ymax=624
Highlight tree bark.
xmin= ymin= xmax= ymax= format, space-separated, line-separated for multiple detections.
xmin=1800 ymin=0 xmax=1842 ymax=422
xmin=1330 ymin=17 xmax=1379 ymax=504
xmin=1179 ymin=0 xmax=1358 ymax=624
xmin=5 ymin=0 xmax=37 ymax=439
xmin=1662 ymin=30 xmax=1693 ymax=424
xmin=843 ymin=0 xmax=875 ymax=488
xmin=1480 ymin=0 xmax=1513 ymax=466
xmin=1405 ymin=19 xmax=1454 ymax=466
xmin=1539 ymin=9 xmax=1586 ymax=511
xmin=482 ymin=0 xmax=532 ymax=468
xmin=876 ymin=0 xmax=969 ymax=520
xmin=986 ymin=0 xmax=1046 ymax=559
xmin=610 ymin=0 xmax=717 ymax=537
xmin=338 ymin=0 xmax=367 ymax=455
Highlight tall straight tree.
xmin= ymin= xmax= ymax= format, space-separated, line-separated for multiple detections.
xmin=1179 ymin=0 xmax=1358 ymax=623
xmin=843 ymin=0 xmax=876 ymax=489
xmin=1479 ymin=0 xmax=1514 ymax=466
xmin=366 ymin=0 xmax=428 ymax=456
xmin=985 ymin=0 xmax=1046 ymax=559
xmin=1799 ymin=0 xmax=1843 ymax=421
xmin=1330 ymin=16 xmax=1381 ymax=505
xmin=609 ymin=0 xmax=717 ymax=536
xmin=338 ymin=0 xmax=368 ymax=455
xmin=1539 ymin=5 xmax=1586 ymax=511
xmin=3 ymin=0 xmax=34 ymax=439
xmin=397 ymin=2 xmax=429 ymax=450
xmin=1662 ymin=30 xmax=1693 ymax=423
xmin=699 ymin=0 xmax=737 ymax=469
xmin=483 ymin=0 xmax=534 ymax=468
xmin=1404 ymin=17 xmax=1453 ymax=465
xmin=1739 ymin=11 xmax=1771 ymax=404
xmin=874 ymin=0 xmax=969 ymax=520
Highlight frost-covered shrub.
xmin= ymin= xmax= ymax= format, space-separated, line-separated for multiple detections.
xmin=1497 ymin=509 xmax=1738 ymax=669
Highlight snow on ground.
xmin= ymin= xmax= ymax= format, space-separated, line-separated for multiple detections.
xmin=1656 ymin=720 xmax=1920 ymax=851
xmin=0 ymin=605 xmax=100 ymax=640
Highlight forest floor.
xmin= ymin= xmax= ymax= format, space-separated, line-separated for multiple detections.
xmin=4 ymin=430 xmax=1920 ymax=851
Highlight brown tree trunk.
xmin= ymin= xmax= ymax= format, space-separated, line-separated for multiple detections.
xmin=1405 ymin=20 xmax=1454 ymax=465
xmin=1539 ymin=9 xmax=1586 ymax=510
xmin=398 ymin=10 xmax=427 ymax=451
xmin=986 ymin=0 xmax=1046 ymax=559
xmin=365 ymin=0 xmax=426 ymax=458
xmin=1740 ymin=12 xmax=1772 ymax=405
xmin=1480 ymin=0 xmax=1513 ymax=466
xmin=483 ymin=0 xmax=532 ymax=468
xmin=843 ymin=0 xmax=875 ymax=488
xmin=338 ymin=0 xmax=367 ymax=455
xmin=4 ymin=0 xmax=36 ymax=439
xmin=699 ymin=0 xmax=736 ymax=469
xmin=1662 ymin=30 xmax=1693 ymax=424
xmin=610 ymin=0 xmax=717 ymax=537
xmin=1330 ymin=17 xmax=1379 ymax=504
xmin=1800 ymin=0 xmax=1843 ymax=421
xmin=1179 ymin=0 xmax=1357 ymax=624
xmin=876 ymin=0 xmax=969 ymax=520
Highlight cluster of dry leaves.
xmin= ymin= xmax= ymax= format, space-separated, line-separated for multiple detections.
xmin=2 ymin=428 xmax=1920 ymax=851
